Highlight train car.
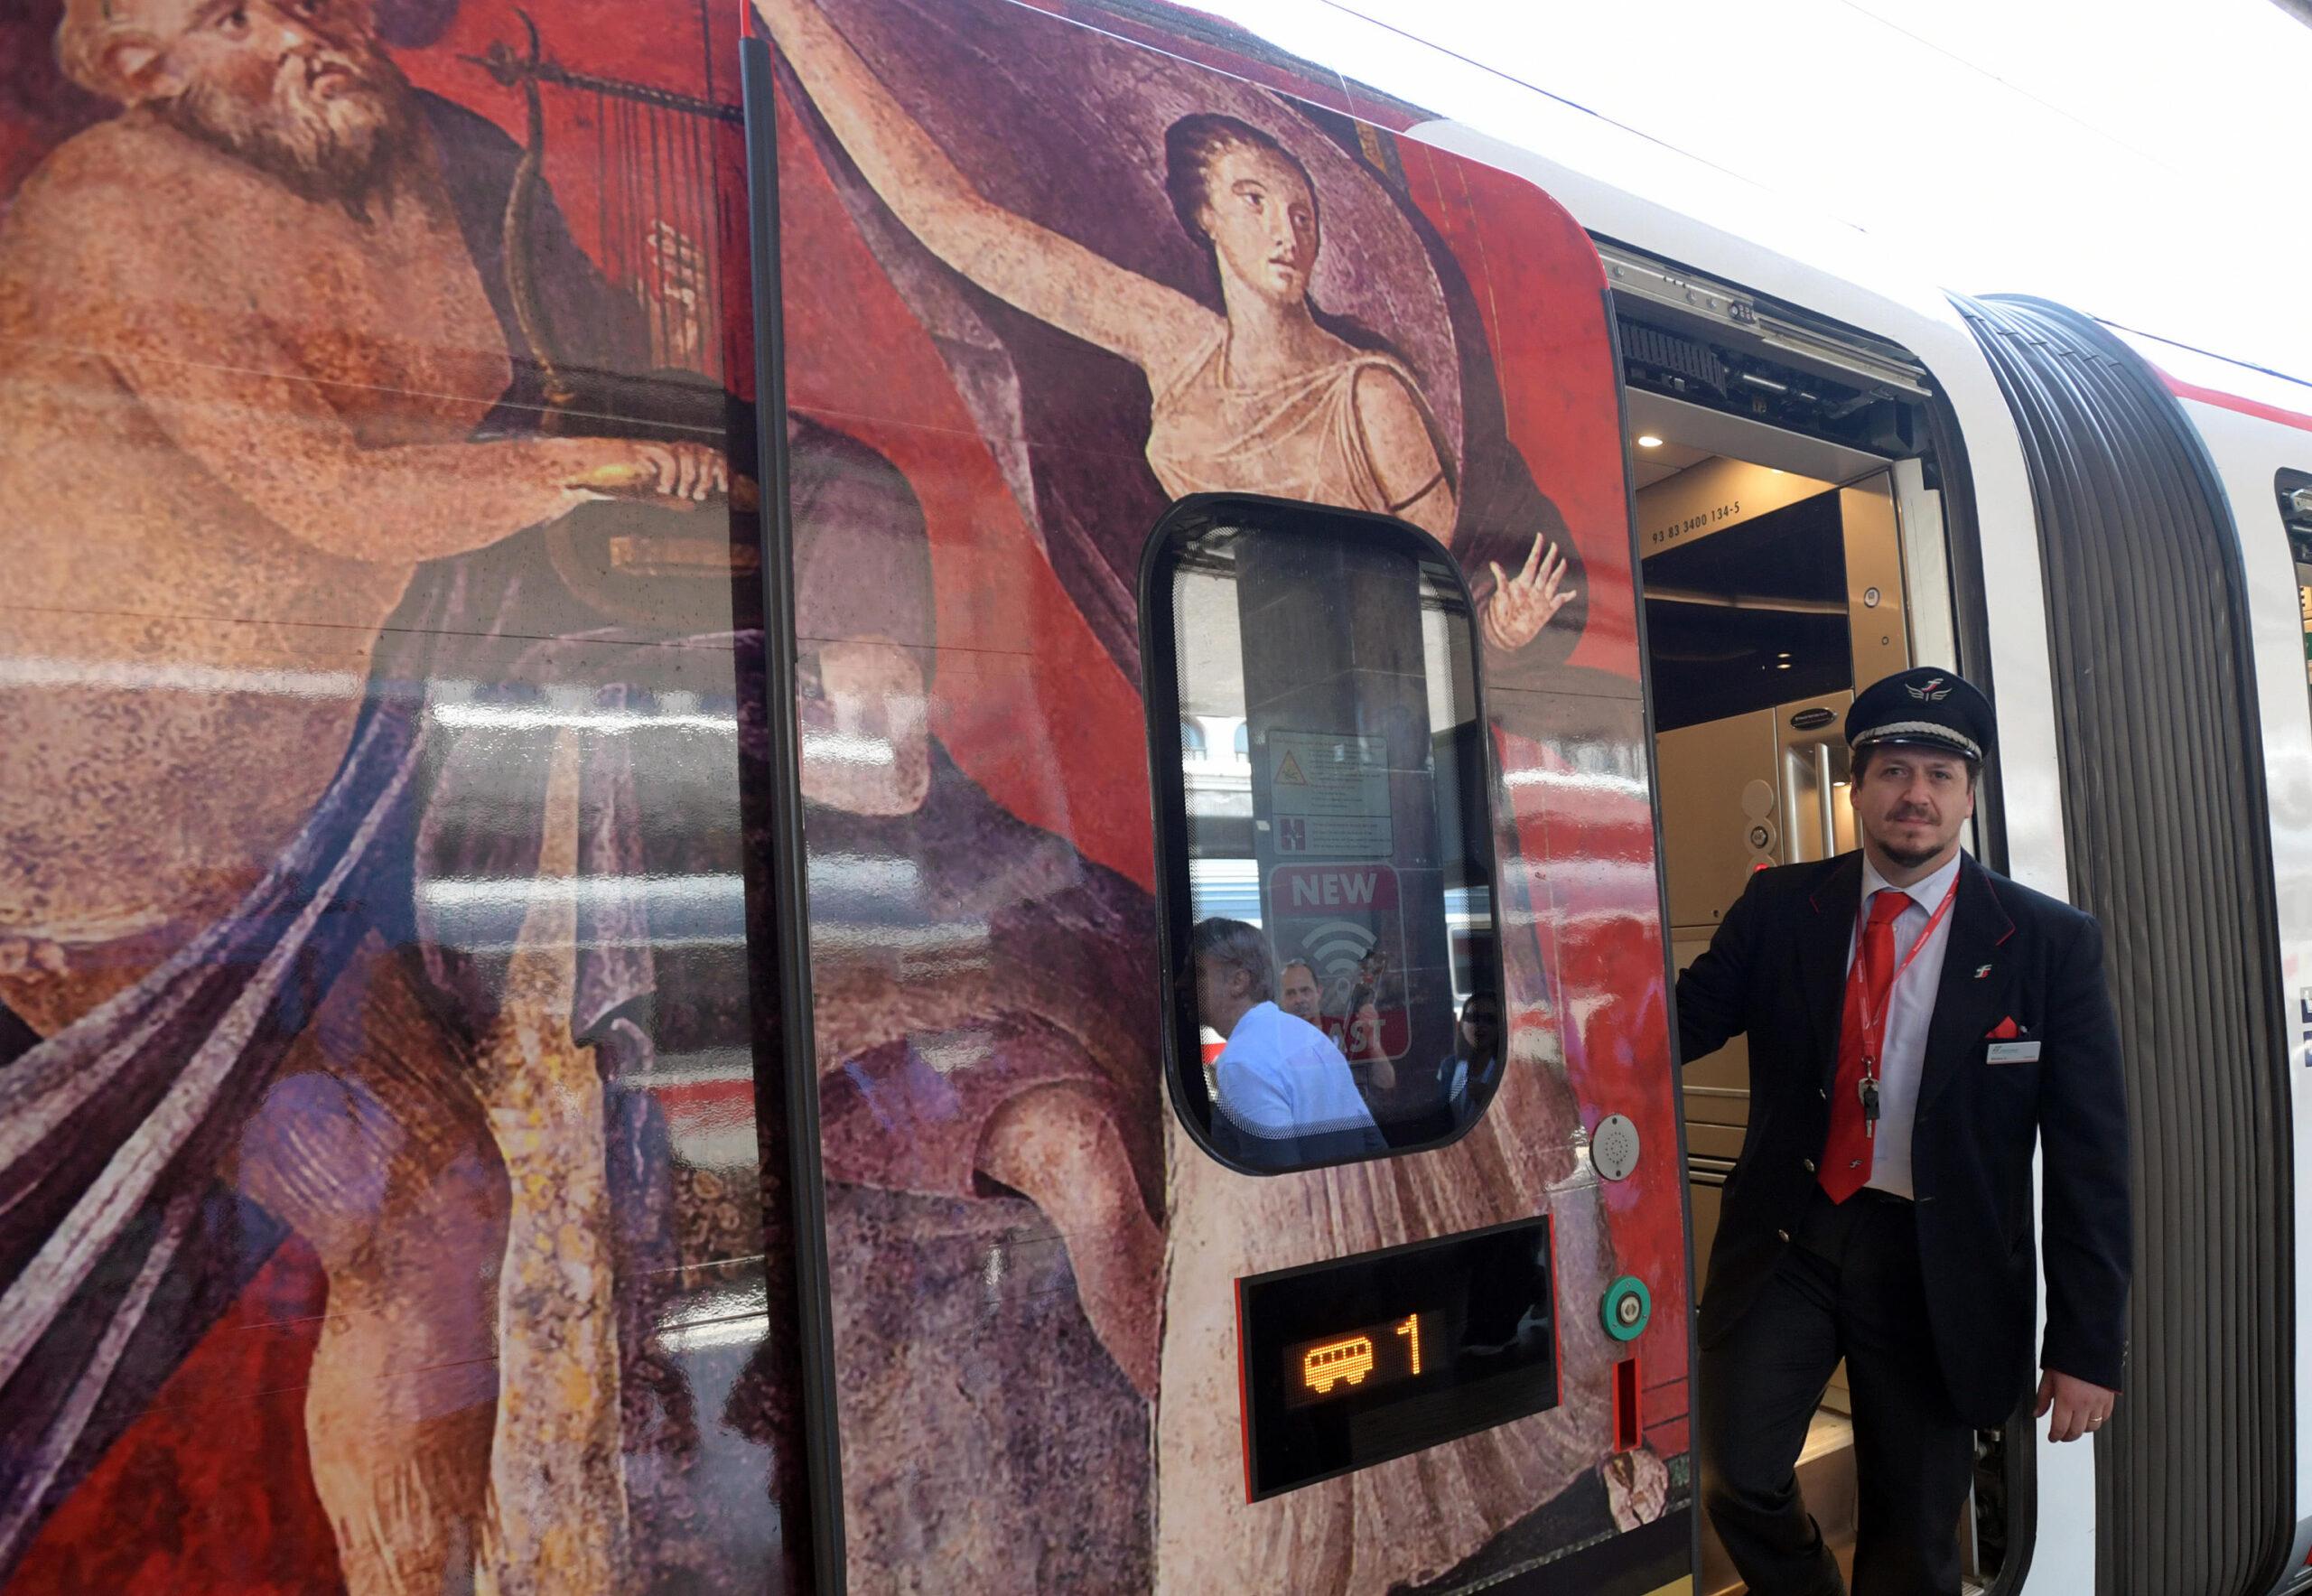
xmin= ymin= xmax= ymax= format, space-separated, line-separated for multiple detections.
xmin=0 ymin=0 xmax=2306 ymax=1591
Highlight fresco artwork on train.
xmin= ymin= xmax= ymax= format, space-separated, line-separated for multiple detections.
xmin=0 ymin=0 xmax=1690 ymax=1582
xmin=0 ymin=0 xmax=808 ymax=1589
xmin=765 ymin=0 xmax=1692 ymax=1589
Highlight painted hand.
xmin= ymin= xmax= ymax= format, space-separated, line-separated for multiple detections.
xmin=1480 ymin=537 xmax=1576 ymax=651
xmin=561 ymin=440 xmax=729 ymax=504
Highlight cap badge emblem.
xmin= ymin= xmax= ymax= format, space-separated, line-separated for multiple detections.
xmin=1908 ymin=677 xmax=1953 ymax=701
xmin=1974 ymin=964 xmax=1992 ymax=979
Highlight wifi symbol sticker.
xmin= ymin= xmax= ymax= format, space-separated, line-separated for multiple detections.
xmin=1302 ymin=919 xmax=1378 ymax=982
xmin=1267 ymin=863 xmax=1410 ymax=1060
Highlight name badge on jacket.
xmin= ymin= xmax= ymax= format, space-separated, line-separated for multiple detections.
xmin=1987 ymin=1041 xmax=2042 ymax=1064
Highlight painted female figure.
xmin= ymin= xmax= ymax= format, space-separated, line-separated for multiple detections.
xmin=756 ymin=0 xmax=1576 ymax=651
xmin=760 ymin=5 xmax=1620 ymax=1588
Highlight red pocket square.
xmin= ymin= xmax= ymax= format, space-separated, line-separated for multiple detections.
xmin=1988 ymin=1017 xmax=2020 ymax=1040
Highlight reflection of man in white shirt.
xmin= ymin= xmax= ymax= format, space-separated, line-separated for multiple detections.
xmin=1191 ymin=919 xmax=1382 ymax=1170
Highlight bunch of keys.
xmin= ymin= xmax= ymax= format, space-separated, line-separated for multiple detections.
xmin=1859 ymin=1071 xmax=1881 ymax=1139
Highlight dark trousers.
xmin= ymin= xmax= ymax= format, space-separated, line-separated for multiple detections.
xmin=1698 ymin=1190 xmax=1976 ymax=1596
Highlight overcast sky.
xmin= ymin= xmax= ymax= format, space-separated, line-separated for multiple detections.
xmin=1194 ymin=0 xmax=2312 ymax=385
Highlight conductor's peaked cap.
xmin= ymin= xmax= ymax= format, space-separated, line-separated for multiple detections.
xmin=1845 ymin=667 xmax=1994 ymax=764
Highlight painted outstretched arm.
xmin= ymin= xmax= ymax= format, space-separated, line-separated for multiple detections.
xmin=1352 ymin=366 xmax=1574 ymax=649
xmin=0 ymin=130 xmax=709 ymax=563
xmin=108 ymin=317 xmax=722 ymax=563
xmin=752 ymin=0 xmax=1210 ymax=369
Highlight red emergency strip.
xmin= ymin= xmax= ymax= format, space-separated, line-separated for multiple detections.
xmin=1235 ymin=1284 xmax=1254 ymax=1505
xmin=1614 ymin=1357 xmax=1643 ymax=1453
xmin=2158 ymin=371 xmax=2312 ymax=435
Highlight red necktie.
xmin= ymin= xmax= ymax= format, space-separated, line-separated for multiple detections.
xmin=1820 ymin=889 xmax=1911 ymax=1203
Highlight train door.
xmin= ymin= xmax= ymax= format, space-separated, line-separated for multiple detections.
xmin=1607 ymin=261 xmax=2001 ymax=1591
xmin=1962 ymin=306 xmax=2301 ymax=1596
xmin=2040 ymin=326 xmax=2310 ymax=1595
xmin=741 ymin=0 xmax=1696 ymax=1590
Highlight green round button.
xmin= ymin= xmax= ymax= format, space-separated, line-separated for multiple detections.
xmin=1602 ymin=1275 xmax=1651 ymax=1342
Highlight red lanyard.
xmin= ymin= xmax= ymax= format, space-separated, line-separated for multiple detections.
xmin=1847 ymin=874 xmax=1959 ymax=1075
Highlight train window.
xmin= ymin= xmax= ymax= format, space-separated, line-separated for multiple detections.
xmin=1141 ymin=494 xmax=1506 ymax=1173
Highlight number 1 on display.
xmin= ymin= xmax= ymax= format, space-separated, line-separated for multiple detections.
xmin=1395 ymin=1313 xmax=1422 ymax=1376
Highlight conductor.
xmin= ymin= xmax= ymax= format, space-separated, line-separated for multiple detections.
xmin=1677 ymin=667 xmax=2130 ymax=1595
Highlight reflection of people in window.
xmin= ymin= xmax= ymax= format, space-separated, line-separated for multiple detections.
xmin=1278 ymin=958 xmax=1323 ymax=1026
xmin=755 ymin=0 xmax=1575 ymax=654
xmin=1335 ymin=976 xmax=1398 ymax=1102
xmin=1438 ymin=992 xmax=1504 ymax=1119
xmin=1285 ymin=956 xmax=1394 ymax=1107
xmin=1193 ymin=919 xmax=1382 ymax=1169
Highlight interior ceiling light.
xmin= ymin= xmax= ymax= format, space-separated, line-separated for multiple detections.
xmin=1636 ymin=434 xmax=1663 ymax=449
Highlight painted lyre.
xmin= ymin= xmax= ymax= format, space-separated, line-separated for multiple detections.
xmin=471 ymin=12 xmax=760 ymax=624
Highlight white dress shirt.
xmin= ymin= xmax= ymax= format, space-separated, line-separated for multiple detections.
xmin=1847 ymin=850 xmax=1964 ymax=1199
xmin=1214 ymin=1002 xmax=1382 ymax=1143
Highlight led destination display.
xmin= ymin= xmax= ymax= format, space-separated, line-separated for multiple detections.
xmin=1282 ymin=1313 xmax=1426 ymax=1409
xmin=1236 ymin=1218 xmax=1559 ymax=1499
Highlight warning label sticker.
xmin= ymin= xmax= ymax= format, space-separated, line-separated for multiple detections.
xmin=1266 ymin=731 xmax=1393 ymax=858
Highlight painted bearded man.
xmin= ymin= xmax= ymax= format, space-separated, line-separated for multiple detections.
xmin=0 ymin=0 xmax=722 ymax=1588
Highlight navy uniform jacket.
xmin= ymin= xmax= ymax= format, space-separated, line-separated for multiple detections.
xmin=1676 ymin=851 xmax=2130 ymax=1426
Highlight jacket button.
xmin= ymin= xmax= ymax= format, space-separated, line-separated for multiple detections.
xmin=1817 ymin=1087 xmax=1828 ymax=1100
xmin=1776 ymin=1228 xmax=1791 ymax=1242
xmin=1803 ymin=1159 xmax=1816 ymax=1173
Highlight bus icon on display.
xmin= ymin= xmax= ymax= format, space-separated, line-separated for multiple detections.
xmin=1300 ymin=1336 xmax=1376 ymax=1394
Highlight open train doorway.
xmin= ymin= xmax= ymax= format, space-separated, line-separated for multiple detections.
xmin=1614 ymin=268 xmax=1998 ymax=1592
